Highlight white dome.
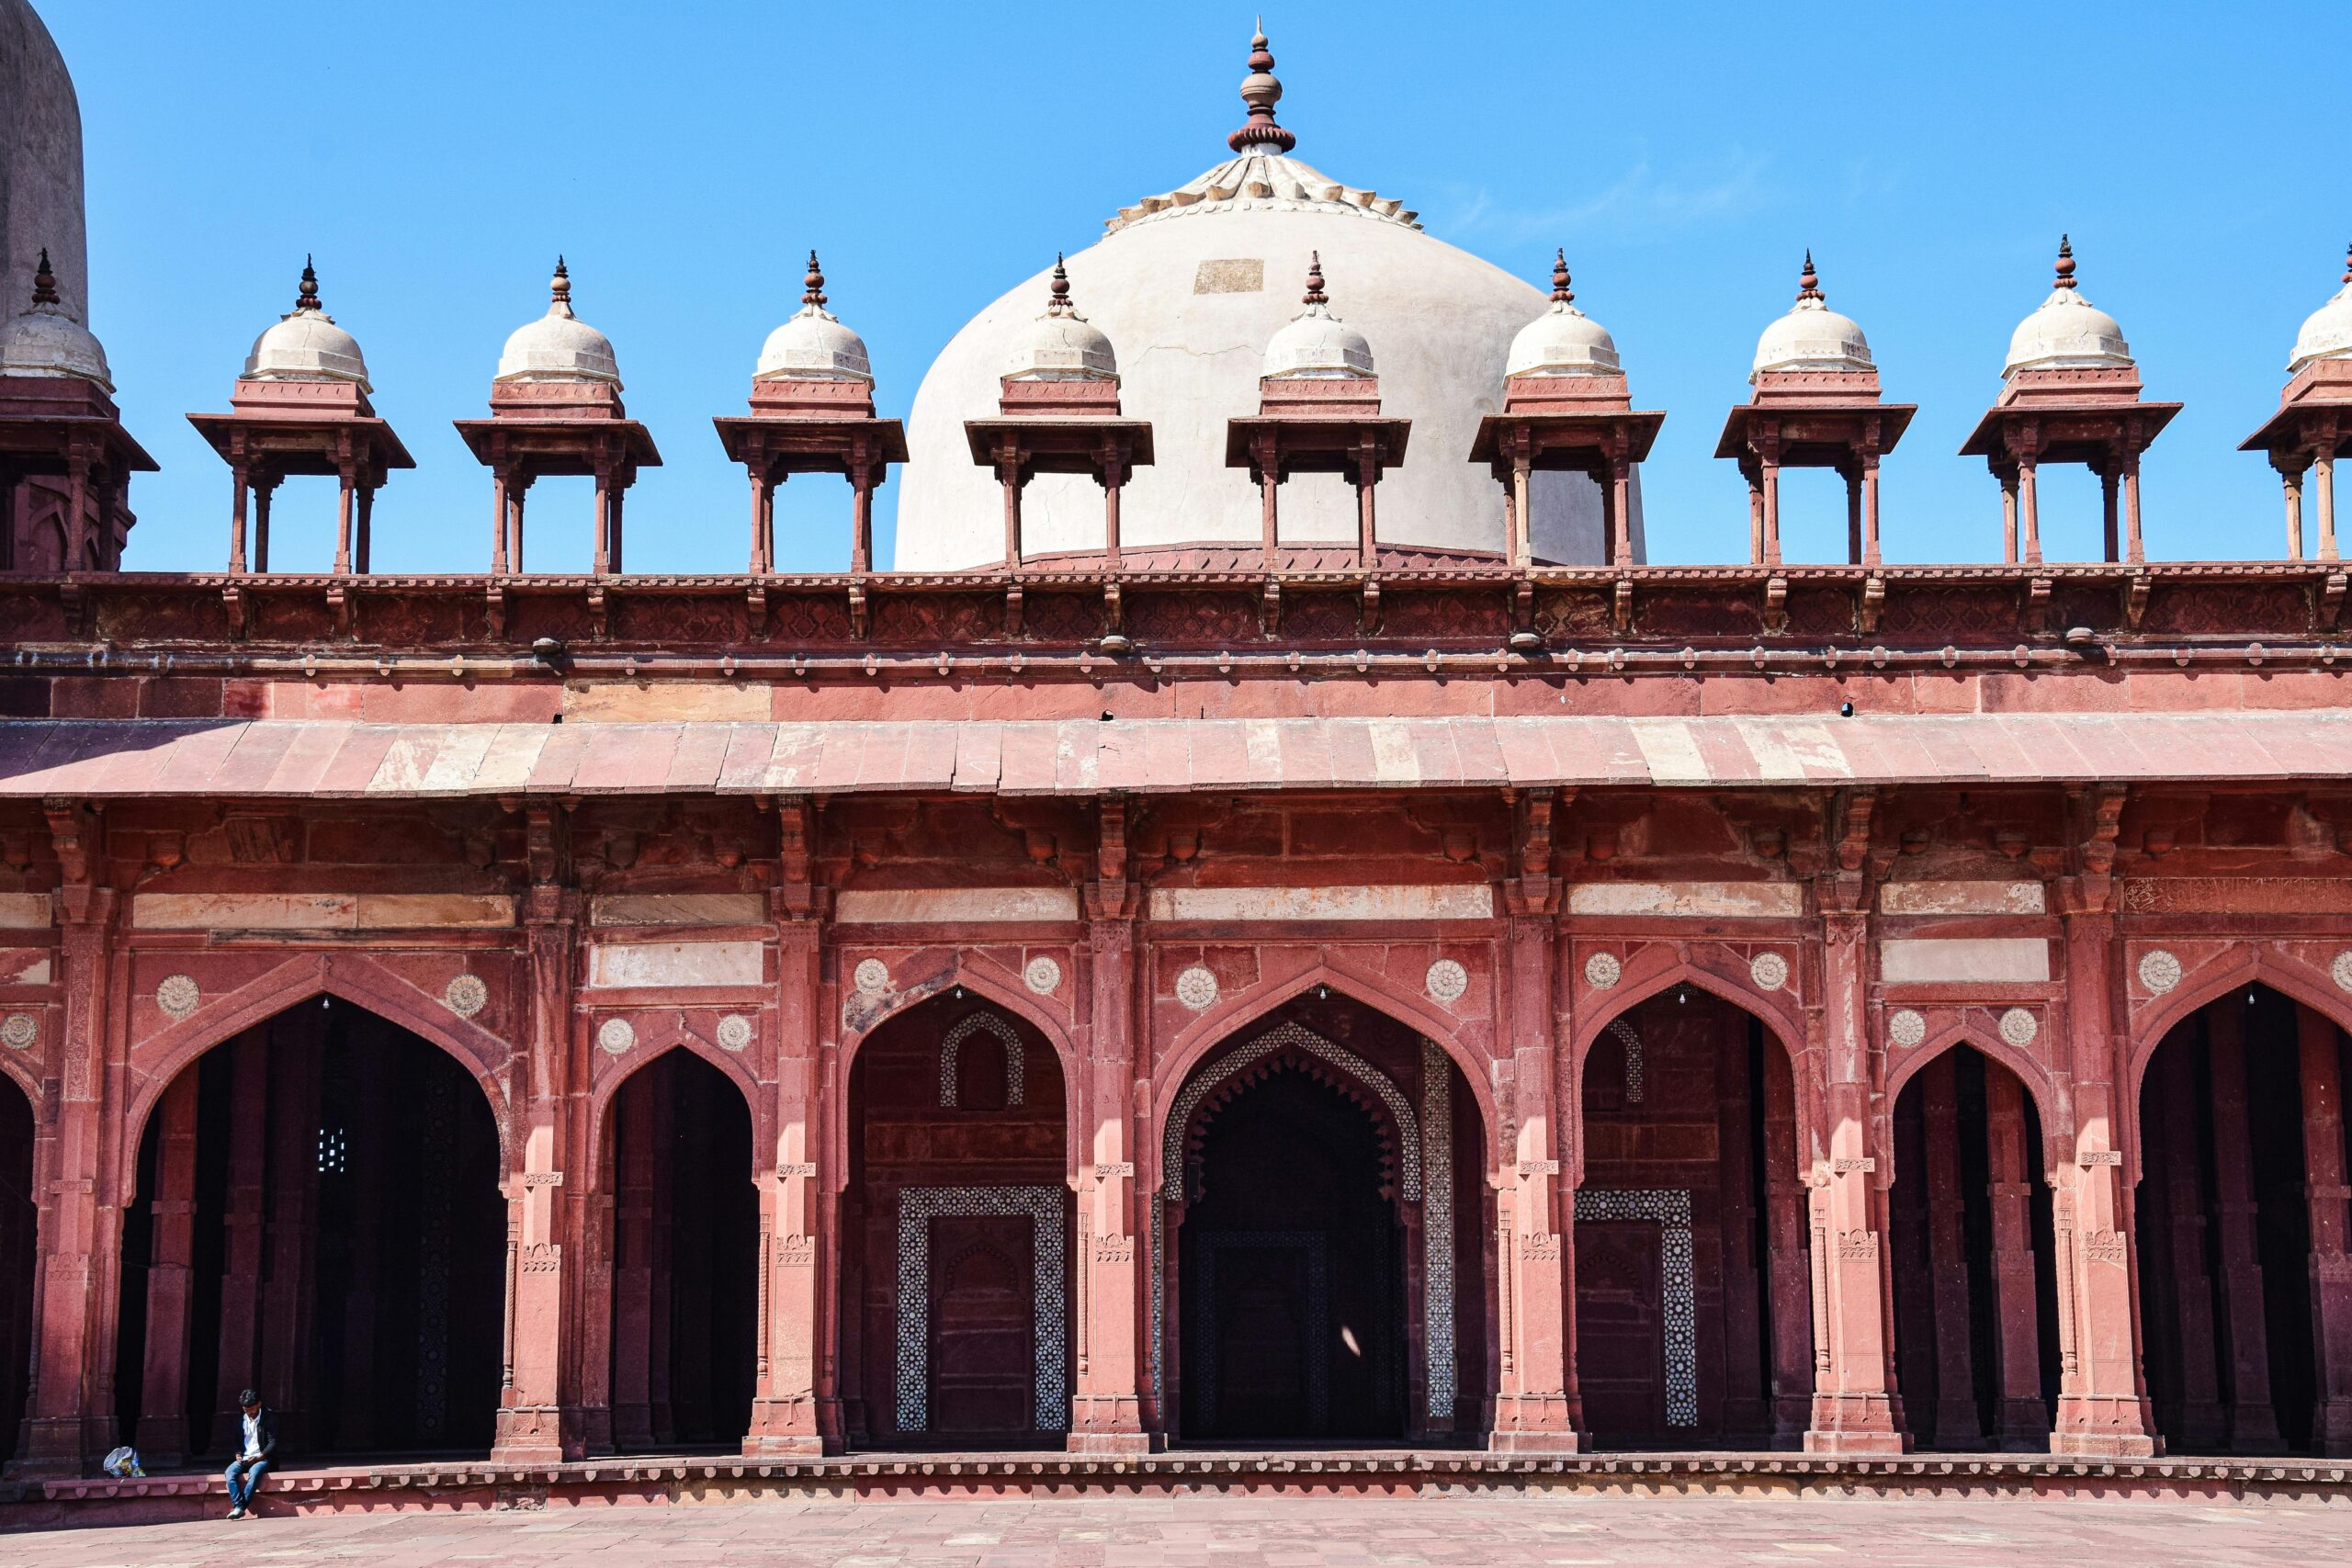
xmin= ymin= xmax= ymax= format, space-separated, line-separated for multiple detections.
xmin=0 ymin=252 xmax=107 ymax=388
xmin=2289 ymin=251 xmax=2352 ymax=372
xmin=1002 ymin=258 xmax=1117 ymax=382
xmin=496 ymin=262 xmax=619 ymax=385
xmin=1751 ymin=255 xmax=1871 ymax=377
xmin=759 ymin=305 xmax=872 ymax=381
xmin=897 ymin=35 xmax=1640 ymax=570
xmin=2003 ymin=241 xmax=2131 ymax=375
xmin=243 ymin=262 xmax=369 ymax=389
xmin=1507 ymin=254 xmax=1619 ymax=377
xmin=1264 ymin=257 xmax=1373 ymax=378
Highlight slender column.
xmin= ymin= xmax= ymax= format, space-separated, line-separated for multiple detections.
xmin=1510 ymin=449 xmax=1532 ymax=569
xmin=257 ymin=1010 xmax=327 ymax=1445
xmin=593 ymin=466 xmax=616 ymax=577
xmin=210 ymin=1030 xmax=269 ymax=1453
xmin=253 ymin=479 xmax=274 ymax=573
xmin=1759 ymin=459 xmax=1782 ymax=566
xmin=1747 ymin=475 xmax=1766 ymax=564
xmin=2205 ymin=1001 xmax=2284 ymax=1451
xmin=132 ymin=1073 xmax=200 ymax=1464
xmin=2282 ymin=463 xmax=2307 ymax=559
xmin=1844 ymin=464 xmax=1864 ymax=565
xmin=333 ymin=465 xmax=356 ymax=576
xmin=1983 ymin=1065 xmax=2048 ymax=1447
xmin=229 ymin=463 xmax=250 ymax=573
xmin=1717 ymin=1025 xmax=1768 ymax=1441
xmin=2151 ymin=1035 xmax=2226 ymax=1450
xmin=1354 ymin=448 xmax=1378 ymax=567
xmin=493 ymin=883 xmax=578 ymax=1463
xmin=507 ymin=481 xmax=526 ymax=574
xmin=1103 ymin=457 xmax=1126 ymax=563
xmin=748 ymin=470 xmax=773 ymax=573
xmin=608 ymin=480 xmax=627 ymax=572
xmin=1494 ymin=907 xmax=1577 ymax=1450
xmin=2318 ymin=449 xmax=2339 ymax=561
xmin=1804 ymin=907 xmax=1906 ymax=1452
xmin=1761 ymin=1044 xmax=1813 ymax=1444
xmin=2018 ymin=456 xmax=2042 ymax=565
xmin=745 ymin=896 xmax=831 ymax=1452
xmin=2120 ymin=453 xmax=2144 ymax=565
xmin=492 ymin=470 xmax=511 ymax=573
xmin=354 ymin=483 xmax=375 ymax=572
xmin=2049 ymin=908 xmax=2159 ymax=1455
xmin=850 ymin=468 xmax=876 ymax=575
xmin=2299 ymin=1004 xmax=2352 ymax=1455
xmin=608 ymin=1076 xmax=656 ymax=1450
xmin=1070 ymin=866 xmax=1150 ymax=1451
xmin=7 ymin=863 xmax=120 ymax=1475
xmin=1257 ymin=434 xmax=1280 ymax=567
xmin=1999 ymin=469 xmax=2018 ymax=563
xmin=1608 ymin=451 xmax=1633 ymax=568
xmin=1861 ymin=453 xmax=1883 ymax=566
xmin=998 ymin=451 xmax=1023 ymax=568
xmin=1922 ymin=1055 xmax=1983 ymax=1447
xmin=63 ymin=448 xmax=90 ymax=568
xmin=2101 ymin=463 xmax=2121 ymax=563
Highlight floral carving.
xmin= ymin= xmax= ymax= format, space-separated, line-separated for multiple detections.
xmin=1583 ymin=952 xmax=1622 ymax=989
xmin=717 ymin=1013 xmax=754 ymax=1052
xmin=1888 ymin=1009 xmax=1927 ymax=1047
xmin=2135 ymin=949 xmax=2182 ymax=996
xmin=442 ymin=973 xmax=489 ymax=1017
xmin=1748 ymin=951 xmax=1790 ymax=991
xmin=1424 ymin=958 xmax=1468 ymax=1002
xmin=1175 ymin=965 xmax=1218 ymax=1010
xmin=1023 ymin=955 xmax=1063 ymax=995
xmin=156 ymin=975 xmax=200 ymax=1021
xmin=596 ymin=1017 xmax=637 ymax=1055
xmin=854 ymin=958 xmax=891 ymax=996
xmin=1998 ymin=1007 xmax=2039 ymax=1046
xmin=0 ymin=1013 xmax=35 ymax=1051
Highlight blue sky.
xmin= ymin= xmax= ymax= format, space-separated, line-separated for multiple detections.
xmin=41 ymin=1 xmax=2352 ymax=574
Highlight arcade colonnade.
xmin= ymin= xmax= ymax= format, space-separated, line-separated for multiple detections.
xmin=6 ymin=803 xmax=2352 ymax=1471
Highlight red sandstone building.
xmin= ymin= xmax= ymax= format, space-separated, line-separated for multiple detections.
xmin=5 ymin=13 xmax=2352 ymax=1497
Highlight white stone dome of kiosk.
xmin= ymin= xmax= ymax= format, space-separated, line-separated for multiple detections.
xmin=2289 ymin=244 xmax=2352 ymax=374
xmin=893 ymin=29 xmax=1640 ymax=570
xmin=242 ymin=259 xmax=371 ymax=389
xmin=2003 ymin=236 xmax=2133 ymax=376
xmin=496 ymin=258 xmax=621 ymax=386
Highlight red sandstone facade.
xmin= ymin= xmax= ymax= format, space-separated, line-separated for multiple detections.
xmin=2 ymin=544 xmax=2352 ymax=1474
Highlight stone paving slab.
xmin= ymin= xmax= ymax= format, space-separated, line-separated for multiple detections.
xmin=6 ymin=1492 xmax=2352 ymax=1567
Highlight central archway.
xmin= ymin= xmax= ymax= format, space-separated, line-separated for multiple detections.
xmin=1159 ymin=990 xmax=1485 ymax=1446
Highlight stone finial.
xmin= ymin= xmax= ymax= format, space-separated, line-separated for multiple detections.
xmin=1046 ymin=253 xmax=1075 ymax=316
xmin=550 ymin=254 xmax=571 ymax=309
xmin=2341 ymin=239 xmax=2351 ymax=287
xmin=1551 ymin=248 xmax=1574 ymax=306
xmin=1227 ymin=22 xmax=1297 ymax=155
xmin=296 ymin=254 xmax=321 ymax=312
xmin=802 ymin=250 xmax=828 ymax=309
xmin=2053 ymin=234 xmax=2077 ymax=291
xmin=1302 ymin=251 xmax=1328 ymax=308
xmin=1797 ymin=249 xmax=1823 ymax=302
xmin=29 ymin=247 xmax=58 ymax=308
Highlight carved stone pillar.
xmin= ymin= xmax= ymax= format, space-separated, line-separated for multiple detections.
xmin=1804 ymin=907 xmax=1905 ymax=1452
xmin=2049 ymin=908 xmax=2158 ymax=1455
xmin=493 ymin=881 xmax=577 ymax=1464
xmin=746 ymin=896 xmax=832 ymax=1453
xmin=1983 ymin=1064 xmax=2049 ymax=1447
xmin=1921 ymin=1055 xmax=1983 ymax=1447
xmin=209 ymin=1030 xmax=268 ymax=1453
xmin=1070 ymin=877 xmax=1150 ymax=1452
xmin=1760 ymin=1043 xmax=1814 ymax=1444
xmin=131 ymin=1072 xmax=200 ymax=1465
xmin=2205 ymin=1003 xmax=2284 ymax=1451
xmin=257 ymin=1007 xmax=327 ymax=1445
xmin=607 ymin=1075 xmax=656 ymax=1451
xmin=2299 ymin=1004 xmax=2352 ymax=1455
xmin=1716 ymin=1025 xmax=1769 ymax=1442
xmin=8 ymin=841 xmax=121 ymax=1477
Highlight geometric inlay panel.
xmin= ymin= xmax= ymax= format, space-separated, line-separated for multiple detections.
xmin=1573 ymin=1186 xmax=1696 ymax=1427
xmin=894 ymin=1184 xmax=1068 ymax=1433
xmin=936 ymin=1010 xmax=1026 ymax=1110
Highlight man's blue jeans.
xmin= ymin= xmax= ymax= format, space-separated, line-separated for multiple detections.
xmin=224 ymin=1458 xmax=269 ymax=1512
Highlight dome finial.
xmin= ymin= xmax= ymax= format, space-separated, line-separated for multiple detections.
xmin=1227 ymin=22 xmax=1297 ymax=156
xmin=1797 ymin=249 xmax=1823 ymax=302
xmin=803 ymin=250 xmax=827 ymax=309
xmin=2053 ymin=235 xmax=2077 ymax=291
xmin=1046 ymin=254 xmax=1075 ymax=316
xmin=296 ymin=254 xmax=321 ymax=313
xmin=550 ymin=255 xmax=571 ymax=309
xmin=1550 ymin=249 xmax=1574 ymax=306
xmin=1302 ymin=251 xmax=1327 ymax=308
xmin=30 ymin=248 xmax=58 ymax=308
xmin=2341 ymin=239 xmax=2351 ymax=287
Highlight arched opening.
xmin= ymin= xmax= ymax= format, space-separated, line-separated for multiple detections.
xmin=840 ymin=992 xmax=1069 ymax=1448
xmin=1576 ymin=986 xmax=1809 ymax=1449
xmin=1887 ymin=1044 xmax=2060 ymax=1450
xmin=601 ymin=1049 xmax=758 ymax=1452
xmin=2134 ymin=984 xmax=2352 ymax=1456
xmin=0 ymin=1074 xmax=35 ymax=1467
xmin=111 ymin=998 xmax=505 ymax=1465
xmin=1161 ymin=990 xmax=1486 ymax=1446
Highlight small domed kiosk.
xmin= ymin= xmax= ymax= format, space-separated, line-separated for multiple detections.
xmin=2241 ymin=243 xmax=2352 ymax=560
xmin=1713 ymin=254 xmax=1913 ymax=566
xmin=1959 ymin=238 xmax=2178 ymax=565
xmin=188 ymin=259 xmax=413 ymax=576
xmin=455 ymin=259 xmax=660 ymax=576
xmin=0 ymin=247 xmax=152 ymax=570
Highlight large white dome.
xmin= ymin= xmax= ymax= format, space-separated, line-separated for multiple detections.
xmin=894 ymin=31 xmax=1636 ymax=570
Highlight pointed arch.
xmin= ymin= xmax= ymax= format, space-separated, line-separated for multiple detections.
xmin=937 ymin=1010 xmax=1025 ymax=1110
xmin=1883 ymin=1025 xmax=2067 ymax=1188
xmin=1162 ymin=1018 xmax=1421 ymax=1206
xmin=1151 ymin=955 xmax=1498 ymax=1184
xmin=119 ymin=952 xmax=515 ymax=1195
xmin=586 ymin=1025 xmax=771 ymax=1187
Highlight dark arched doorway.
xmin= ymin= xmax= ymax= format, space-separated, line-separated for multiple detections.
xmin=0 ymin=1073 xmax=34 ymax=1466
xmin=2135 ymin=984 xmax=2352 ymax=1456
xmin=602 ymin=1049 xmax=758 ymax=1451
xmin=112 ymin=998 xmax=505 ymax=1464
xmin=1887 ymin=1043 xmax=2060 ymax=1450
xmin=1162 ymin=991 xmax=1485 ymax=1446
xmin=1575 ymin=986 xmax=1810 ymax=1449
xmin=840 ymin=993 xmax=1070 ymax=1447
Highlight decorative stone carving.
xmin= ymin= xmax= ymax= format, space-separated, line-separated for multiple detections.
xmin=1887 ymin=1009 xmax=1927 ymax=1047
xmin=1574 ymin=1188 xmax=1697 ymax=1427
xmin=1023 ymin=954 xmax=1062 ymax=995
xmin=0 ymin=1013 xmax=35 ymax=1051
xmin=596 ymin=1016 xmax=637 ymax=1055
xmin=2135 ymin=949 xmax=2182 ymax=995
xmin=2334 ymin=951 xmax=2352 ymax=994
xmin=1424 ymin=958 xmax=1469 ymax=1003
xmin=895 ymin=1184 xmax=1068 ymax=1433
xmin=1583 ymin=952 xmax=1622 ymax=989
xmin=1175 ymin=964 xmax=1218 ymax=1010
xmin=937 ymin=1010 xmax=1025 ymax=1109
xmin=1607 ymin=1017 xmax=1645 ymax=1102
xmin=853 ymin=957 xmax=891 ymax=995
xmin=717 ymin=1013 xmax=754 ymax=1052
xmin=155 ymin=974 xmax=200 ymax=1020
xmin=1748 ymin=951 xmax=1790 ymax=991
xmin=1998 ymin=1006 xmax=2039 ymax=1046
xmin=442 ymin=973 xmax=489 ymax=1017
xmin=1419 ymin=1038 xmax=1456 ymax=1422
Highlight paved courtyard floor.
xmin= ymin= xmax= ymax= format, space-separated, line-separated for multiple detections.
xmin=6 ymin=1491 xmax=2352 ymax=1567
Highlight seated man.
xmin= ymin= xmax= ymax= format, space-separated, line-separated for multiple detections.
xmin=223 ymin=1390 xmax=277 ymax=1520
